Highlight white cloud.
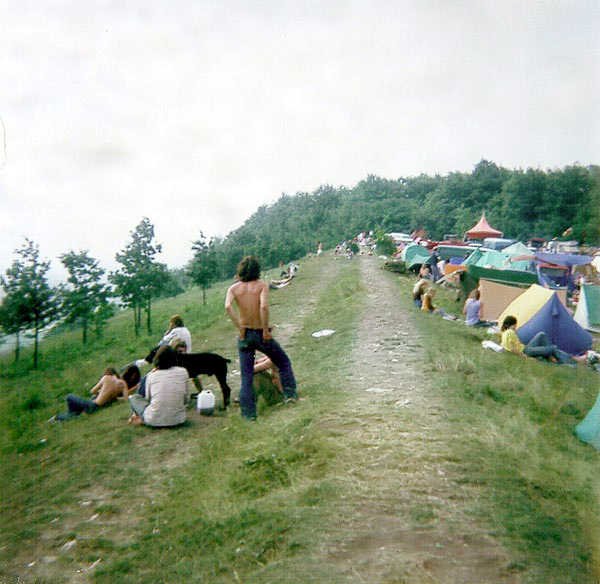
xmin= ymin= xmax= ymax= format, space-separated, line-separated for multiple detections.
xmin=0 ymin=0 xmax=598 ymax=281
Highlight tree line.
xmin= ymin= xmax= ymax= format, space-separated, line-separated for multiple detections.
xmin=0 ymin=218 xmax=210 ymax=368
xmin=206 ymin=160 xmax=600 ymax=278
xmin=2 ymin=160 xmax=598 ymax=368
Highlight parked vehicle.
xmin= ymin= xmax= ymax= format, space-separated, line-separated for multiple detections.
xmin=482 ymin=237 xmax=518 ymax=252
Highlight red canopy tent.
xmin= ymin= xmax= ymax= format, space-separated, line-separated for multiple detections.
xmin=465 ymin=212 xmax=503 ymax=240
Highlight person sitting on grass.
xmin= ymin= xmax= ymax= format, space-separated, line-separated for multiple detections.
xmin=254 ymin=354 xmax=283 ymax=393
xmin=463 ymin=289 xmax=492 ymax=327
xmin=51 ymin=365 xmax=140 ymax=422
xmin=413 ymin=268 xmax=430 ymax=309
xmin=500 ymin=315 xmax=575 ymax=365
xmin=421 ymin=287 xmax=454 ymax=319
xmin=128 ymin=345 xmax=189 ymax=427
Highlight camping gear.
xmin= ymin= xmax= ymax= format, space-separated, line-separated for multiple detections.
xmin=197 ymin=389 xmax=215 ymax=415
xmin=478 ymin=279 xmax=527 ymax=322
xmin=575 ymin=391 xmax=600 ymax=450
xmin=401 ymin=243 xmax=431 ymax=271
xmin=574 ymin=284 xmax=600 ymax=333
xmin=534 ymin=252 xmax=593 ymax=267
xmin=497 ymin=284 xmax=592 ymax=356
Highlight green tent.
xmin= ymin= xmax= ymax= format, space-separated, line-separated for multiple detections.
xmin=401 ymin=244 xmax=431 ymax=270
xmin=502 ymin=242 xmax=534 ymax=271
xmin=574 ymin=284 xmax=600 ymax=333
xmin=463 ymin=248 xmax=509 ymax=269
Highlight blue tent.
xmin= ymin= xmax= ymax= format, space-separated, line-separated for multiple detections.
xmin=534 ymin=252 xmax=593 ymax=267
xmin=517 ymin=293 xmax=593 ymax=356
xmin=498 ymin=285 xmax=592 ymax=356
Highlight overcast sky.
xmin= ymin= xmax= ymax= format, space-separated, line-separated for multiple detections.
xmin=1 ymin=0 xmax=598 ymax=282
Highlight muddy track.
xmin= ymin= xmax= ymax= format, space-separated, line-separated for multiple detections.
xmin=318 ymin=256 xmax=519 ymax=584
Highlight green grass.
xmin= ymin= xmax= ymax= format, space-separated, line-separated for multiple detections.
xmin=0 ymin=255 xmax=365 ymax=583
xmin=395 ymin=274 xmax=600 ymax=583
xmin=2 ymin=256 xmax=600 ymax=583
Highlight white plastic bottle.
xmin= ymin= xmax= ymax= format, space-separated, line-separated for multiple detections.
xmin=197 ymin=389 xmax=215 ymax=416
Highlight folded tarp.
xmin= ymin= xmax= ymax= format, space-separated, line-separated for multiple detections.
xmin=535 ymin=252 xmax=593 ymax=267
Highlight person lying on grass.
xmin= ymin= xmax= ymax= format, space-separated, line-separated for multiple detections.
xmin=500 ymin=315 xmax=575 ymax=365
xmin=128 ymin=345 xmax=189 ymax=428
xmin=51 ymin=365 xmax=140 ymax=422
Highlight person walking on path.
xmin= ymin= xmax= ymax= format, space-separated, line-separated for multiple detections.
xmin=225 ymin=255 xmax=298 ymax=420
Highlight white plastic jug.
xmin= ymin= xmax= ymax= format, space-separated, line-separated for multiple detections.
xmin=197 ymin=389 xmax=215 ymax=416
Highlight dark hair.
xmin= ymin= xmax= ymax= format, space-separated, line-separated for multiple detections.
xmin=104 ymin=367 xmax=119 ymax=377
xmin=168 ymin=314 xmax=184 ymax=329
xmin=469 ymin=289 xmax=480 ymax=300
xmin=121 ymin=364 xmax=141 ymax=389
xmin=153 ymin=345 xmax=177 ymax=369
xmin=237 ymin=256 xmax=261 ymax=282
xmin=501 ymin=315 xmax=518 ymax=331
xmin=171 ymin=338 xmax=187 ymax=352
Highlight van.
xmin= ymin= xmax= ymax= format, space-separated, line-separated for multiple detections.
xmin=482 ymin=237 xmax=517 ymax=252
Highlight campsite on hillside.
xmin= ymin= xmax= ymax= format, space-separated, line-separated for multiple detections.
xmin=2 ymin=2 xmax=600 ymax=582
xmin=1 ymin=212 xmax=600 ymax=582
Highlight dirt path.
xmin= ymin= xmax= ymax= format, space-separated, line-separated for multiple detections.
xmin=319 ymin=256 xmax=520 ymax=583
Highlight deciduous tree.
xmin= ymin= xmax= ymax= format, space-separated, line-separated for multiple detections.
xmin=111 ymin=218 xmax=169 ymax=336
xmin=59 ymin=250 xmax=112 ymax=344
xmin=0 ymin=239 xmax=58 ymax=368
xmin=188 ymin=231 xmax=218 ymax=305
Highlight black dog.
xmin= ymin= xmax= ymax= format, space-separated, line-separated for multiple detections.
xmin=145 ymin=346 xmax=232 ymax=408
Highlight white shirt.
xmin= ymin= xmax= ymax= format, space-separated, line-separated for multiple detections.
xmin=143 ymin=366 xmax=189 ymax=427
xmin=161 ymin=326 xmax=192 ymax=352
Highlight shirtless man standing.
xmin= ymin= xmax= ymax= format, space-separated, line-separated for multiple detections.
xmin=225 ymin=255 xmax=298 ymax=420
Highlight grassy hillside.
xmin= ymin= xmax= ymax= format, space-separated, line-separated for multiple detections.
xmin=1 ymin=253 xmax=600 ymax=583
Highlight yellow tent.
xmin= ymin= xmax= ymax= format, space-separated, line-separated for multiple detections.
xmin=497 ymin=285 xmax=554 ymax=328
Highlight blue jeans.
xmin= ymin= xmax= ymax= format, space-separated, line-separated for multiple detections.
xmin=524 ymin=332 xmax=574 ymax=365
xmin=238 ymin=329 xmax=297 ymax=419
xmin=56 ymin=394 xmax=98 ymax=420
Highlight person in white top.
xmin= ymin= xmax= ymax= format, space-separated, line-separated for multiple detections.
xmin=135 ymin=315 xmax=192 ymax=369
xmin=128 ymin=346 xmax=189 ymax=427
xmin=160 ymin=314 xmax=192 ymax=353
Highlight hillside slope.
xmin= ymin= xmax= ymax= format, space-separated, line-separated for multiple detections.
xmin=1 ymin=253 xmax=599 ymax=583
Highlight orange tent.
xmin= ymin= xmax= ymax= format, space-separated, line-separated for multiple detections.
xmin=465 ymin=212 xmax=503 ymax=240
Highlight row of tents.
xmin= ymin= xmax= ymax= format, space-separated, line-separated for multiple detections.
xmin=399 ymin=239 xmax=599 ymax=356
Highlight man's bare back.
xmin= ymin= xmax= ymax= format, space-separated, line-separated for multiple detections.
xmin=92 ymin=375 xmax=127 ymax=406
xmin=225 ymin=279 xmax=271 ymax=339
